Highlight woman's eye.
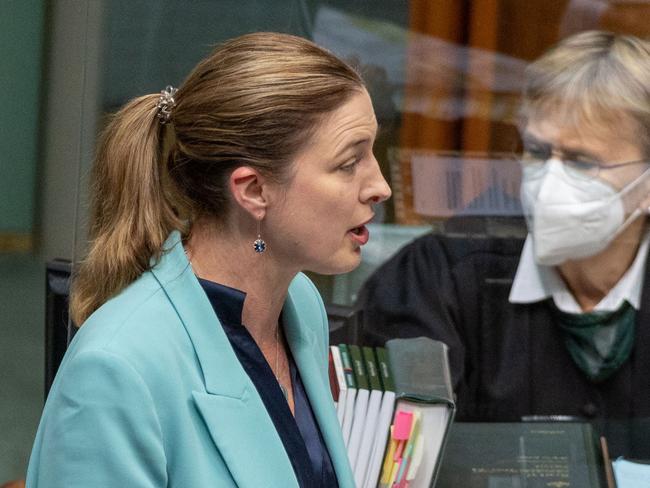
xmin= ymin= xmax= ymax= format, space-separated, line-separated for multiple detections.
xmin=340 ymin=157 xmax=361 ymax=172
xmin=523 ymin=145 xmax=550 ymax=161
xmin=567 ymin=158 xmax=598 ymax=171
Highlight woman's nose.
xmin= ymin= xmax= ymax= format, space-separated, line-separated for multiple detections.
xmin=544 ymin=157 xmax=564 ymax=172
xmin=362 ymin=158 xmax=392 ymax=204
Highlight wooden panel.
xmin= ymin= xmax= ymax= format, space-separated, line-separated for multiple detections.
xmin=600 ymin=2 xmax=650 ymax=37
xmin=400 ymin=0 xmax=466 ymax=150
xmin=395 ymin=1 xmax=467 ymax=223
xmin=462 ymin=0 xmax=500 ymax=153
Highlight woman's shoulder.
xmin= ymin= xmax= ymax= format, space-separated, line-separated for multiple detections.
xmin=83 ymin=272 xmax=172 ymax=333
xmin=68 ymin=270 xmax=189 ymax=373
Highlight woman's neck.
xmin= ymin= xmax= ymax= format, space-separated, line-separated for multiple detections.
xmin=184 ymin=220 xmax=296 ymax=345
xmin=558 ymin=218 xmax=646 ymax=312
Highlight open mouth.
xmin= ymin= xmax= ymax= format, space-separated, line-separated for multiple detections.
xmin=348 ymin=224 xmax=369 ymax=245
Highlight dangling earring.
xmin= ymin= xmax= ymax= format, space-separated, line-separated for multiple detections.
xmin=253 ymin=217 xmax=266 ymax=253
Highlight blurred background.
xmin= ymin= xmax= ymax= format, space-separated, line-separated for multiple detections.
xmin=2 ymin=0 xmax=649 ymax=481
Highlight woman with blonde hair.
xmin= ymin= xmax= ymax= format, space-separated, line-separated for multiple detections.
xmin=360 ymin=30 xmax=650 ymax=449
xmin=26 ymin=32 xmax=390 ymax=487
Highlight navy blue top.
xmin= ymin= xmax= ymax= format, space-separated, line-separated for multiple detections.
xmin=198 ymin=278 xmax=338 ymax=488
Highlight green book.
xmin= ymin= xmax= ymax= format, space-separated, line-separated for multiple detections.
xmin=347 ymin=345 xmax=371 ymax=469
xmin=375 ymin=346 xmax=394 ymax=392
xmin=436 ymin=422 xmax=611 ymax=488
xmin=363 ymin=346 xmax=382 ymax=391
xmin=364 ymin=347 xmax=397 ymax=488
xmin=354 ymin=347 xmax=385 ymax=486
xmin=349 ymin=344 xmax=369 ymax=390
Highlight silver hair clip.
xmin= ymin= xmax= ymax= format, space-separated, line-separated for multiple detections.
xmin=156 ymin=85 xmax=178 ymax=124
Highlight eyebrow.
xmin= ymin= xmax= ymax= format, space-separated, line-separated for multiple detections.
xmin=333 ymin=138 xmax=369 ymax=159
xmin=334 ymin=123 xmax=381 ymax=159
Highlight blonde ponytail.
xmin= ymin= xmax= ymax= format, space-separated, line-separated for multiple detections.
xmin=70 ymin=95 xmax=185 ymax=325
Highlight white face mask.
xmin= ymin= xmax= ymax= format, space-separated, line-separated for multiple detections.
xmin=521 ymin=159 xmax=647 ymax=266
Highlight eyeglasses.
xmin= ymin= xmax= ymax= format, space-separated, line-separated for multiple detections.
xmin=519 ymin=140 xmax=650 ymax=181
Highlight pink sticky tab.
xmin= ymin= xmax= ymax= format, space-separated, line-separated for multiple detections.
xmin=393 ymin=410 xmax=413 ymax=440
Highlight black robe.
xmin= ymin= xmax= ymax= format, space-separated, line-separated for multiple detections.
xmin=357 ymin=232 xmax=650 ymax=457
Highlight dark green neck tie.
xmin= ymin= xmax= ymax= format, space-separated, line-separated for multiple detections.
xmin=550 ymin=300 xmax=636 ymax=383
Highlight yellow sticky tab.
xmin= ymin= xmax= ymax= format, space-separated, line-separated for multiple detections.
xmin=388 ymin=459 xmax=401 ymax=486
xmin=380 ymin=427 xmax=397 ymax=485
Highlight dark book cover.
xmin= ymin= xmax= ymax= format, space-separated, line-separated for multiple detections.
xmin=386 ymin=337 xmax=454 ymax=405
xmin=436 ymin=422 xmax=609 ymax=488
xmin=382 ymin=337 xmax=456 ymax=488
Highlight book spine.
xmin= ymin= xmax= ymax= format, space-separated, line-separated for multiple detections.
xmin=363 ymin=344 xmax=396 ymax=488
xmin=355 ymin=347 xmax=386 ymax=488
xmin=330 ymin=345 xmax=348 ymax=426
xmin=362 ymin=346 xmax=381 ymax=391
xmin=338 ymin=344 xmax=357 ymax=446
xmin=347 ymin=344 xmax=370 ymax=469
xmin=386 ymin=337 xmax=454 ymax=403
xmin=375 ymin=347 xmax=394 ymax=392
xmin=349 ymin=345 xmax=369 ymax=390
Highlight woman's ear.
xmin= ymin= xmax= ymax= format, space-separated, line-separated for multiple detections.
xmin=229 ymin=166 xmax=267 ymax=219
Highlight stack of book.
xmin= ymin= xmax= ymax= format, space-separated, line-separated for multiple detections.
xmin=329 ymin=339 xmax=624 ymax=488
xmin=329 ymin=337 xmax=456 ymax=488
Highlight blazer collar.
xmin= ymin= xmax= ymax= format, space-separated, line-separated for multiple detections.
xmin=150 ymin=232 xmax=297 ymax=487
xmin=150 ymin=232 xmax=353 ymax=487
xmin=284 ymin=278 xmax=355 ymax=487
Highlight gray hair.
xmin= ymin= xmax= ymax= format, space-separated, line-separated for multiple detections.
xmin=521 ymin=30 xmax=650 ymax=155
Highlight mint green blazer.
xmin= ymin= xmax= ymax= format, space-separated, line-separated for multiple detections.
xmin=26 ymin=232 xmax=354 ymax=487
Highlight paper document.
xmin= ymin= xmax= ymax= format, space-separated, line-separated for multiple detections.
xmin=613 ymin=458 xmax=650 ymax=488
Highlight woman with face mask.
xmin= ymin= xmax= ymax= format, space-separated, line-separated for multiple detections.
xmin=358 ymin=30 xmax=650 ymax=455
xmin=513 ymin=32 xmax=650 ymax=384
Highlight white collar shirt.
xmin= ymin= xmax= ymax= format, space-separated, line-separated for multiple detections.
xmin=508 ymin=232 xmax=650 ymax=313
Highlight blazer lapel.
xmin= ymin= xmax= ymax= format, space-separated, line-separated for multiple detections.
xmin=192 ymin=390 xmax=298 ymax=488
xmin=151 ymin=232 xmax=298 ymax=488
xmin=283 ymin=283 xmax=355 ymax=488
